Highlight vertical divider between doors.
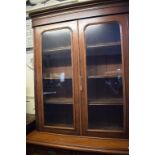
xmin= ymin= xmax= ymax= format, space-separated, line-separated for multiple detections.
xmin=77 ymin=20 xmax=83 ymax=135
xmin=71 ymin=21 xmax=81 ymax=134
xmin=78 ymin=20 xmax=89 ymax=135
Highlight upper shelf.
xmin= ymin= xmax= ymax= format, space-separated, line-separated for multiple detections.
xmin=43 ymin=70 xmax=122 ymax=80
xmin=43 ymin=41 xmax=121 ymax=54
xmin=43 ymin=76 xmax=71 ymax=80
xmin=43 ymin=46 xmax=71 ymax=54
xmin=87 ymin=41 xmax=121 ymax=49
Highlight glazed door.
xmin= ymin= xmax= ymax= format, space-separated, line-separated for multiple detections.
xmin=34 ymin=21 xmax=80 ymax=134
xmin=78 ymin=15 xmax=129 ymax=138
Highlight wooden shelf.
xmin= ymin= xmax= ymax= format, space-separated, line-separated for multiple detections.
xmin=43 ymin=42 xmax=121 ymax=54
xmin=27 ymin=131 xmax=129 ymax=154
xmin=43 ymin=46 xmax=71 ymax=54
xmin=88 ymin=98 xmax=123 ymax=105
xmin=88 ymin=70 xmax=122 ymax=79
xmin=43 ymin=76 xmax=72 ymax=80
xmin=45 ymin=97 xmax=72 ymax=104
xmin=43 ymin=66 xmax=72 ymax=78
xmin=88 ymin=74 xmax=121 ymax=79
xmin=87 ymin=64 xmax=122 ymax=78
xmin=43 ymin=92 xmax=57 ymax=95
xmin=45 ymin=123 xmax=73 ymax=128
xmin=87 ymin=41 xmax=121 ymax=49
xmin=88 ymin=124 xmax=123 ymax=130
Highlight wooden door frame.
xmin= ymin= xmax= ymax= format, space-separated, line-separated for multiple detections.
xmin=78 ymin=14 xmax=129 ymax=138
xmin=34 ymin=21 xmax=81 ymax=135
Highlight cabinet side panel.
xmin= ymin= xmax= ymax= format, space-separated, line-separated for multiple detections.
xmin=34 ymin=27 xmax=44 ymax=130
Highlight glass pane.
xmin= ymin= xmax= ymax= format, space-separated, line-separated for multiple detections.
xmin=85 ymin=22 xmax=120 ymax=45
xmin=42 ymin=29 xmax=71 ymax=49
xmin=88 ymin=105 xmax=123 ymax=130
xmin=85 ymin=22 xmax=123 ymax=130
xmin=42 ymin=28 xmax=73 ymax=127
xmin=44 ymin=104 xmax=73 ymax=127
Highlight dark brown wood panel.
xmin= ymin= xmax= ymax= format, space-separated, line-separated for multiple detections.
xmin=27 ymin=143 xmax=129 ymax=155
xmin=27 ymin=144 xmax=75 ymax=155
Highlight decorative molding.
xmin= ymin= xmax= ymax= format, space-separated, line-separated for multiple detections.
xmin=26 ymin=0 xmax=78 ymax=13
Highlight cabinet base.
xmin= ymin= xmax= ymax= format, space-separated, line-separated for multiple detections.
xmin=27 ymin=130 xmax=128 ymax=154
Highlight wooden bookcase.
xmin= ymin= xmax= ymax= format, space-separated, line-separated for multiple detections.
xmin=27 ymin=0 xmax=129 ymax=154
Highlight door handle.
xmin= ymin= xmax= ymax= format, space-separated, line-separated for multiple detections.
xmin=80 ymin=75 xmax=83 ymax=91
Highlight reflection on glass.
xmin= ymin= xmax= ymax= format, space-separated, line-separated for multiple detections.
xmin=85 ymin=22 xmax=120 ymax=45
xmin=42 ymin=29 xmax=71 ymax=50
xmin=42 ymin=29 xmax=73 ymax=127
xmin=85 ymin=22 xmax=124 ymax=130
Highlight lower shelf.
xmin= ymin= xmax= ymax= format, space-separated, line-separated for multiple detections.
xmin=88 ymin=98 xmax=123 ymax=105
xmin=45 ymin=97 xmax=72 ymax=104
xmin=88 ymin=123 xmax=123 ymax=131
xmin=44 ymin=123 xmax=73 ymax=128
xmin=27 ymin=131 xmax=129 ymax=155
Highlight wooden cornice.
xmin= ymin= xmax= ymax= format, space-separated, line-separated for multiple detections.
xmin=29 ymin=0 xmax=129 ymax=18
